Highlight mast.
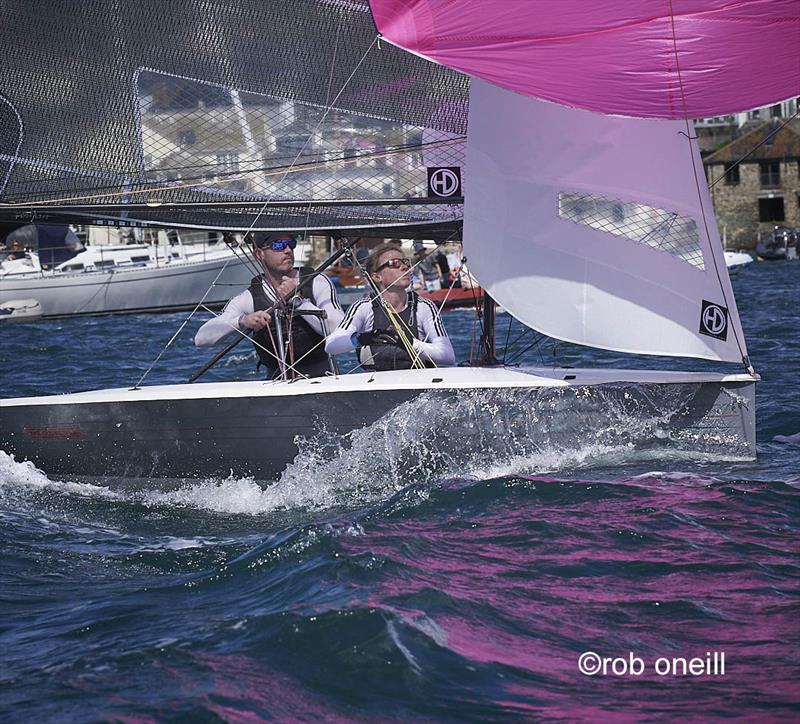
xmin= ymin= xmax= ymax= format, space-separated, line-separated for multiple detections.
xmin=478 ymin=292 xmax=500 ymax=365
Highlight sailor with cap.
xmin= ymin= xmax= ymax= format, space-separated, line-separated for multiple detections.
xmin=195 ymin=231 xmax=344 ymax=379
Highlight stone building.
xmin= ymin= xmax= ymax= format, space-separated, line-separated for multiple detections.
xmin=703 ymin=119 xmax=800 ymax=248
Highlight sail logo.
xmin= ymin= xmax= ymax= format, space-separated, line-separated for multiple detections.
xmin=427 ymin=167 xmax=462 ymax=198
xmin=699 ymin=300 xmax=728 ymax=340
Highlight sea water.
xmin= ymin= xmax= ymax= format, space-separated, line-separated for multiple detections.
xmin=1 ymin=262 xmax=798 ymax=720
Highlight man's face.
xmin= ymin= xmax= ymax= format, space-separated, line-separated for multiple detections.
xmin=372 ymin=249 xmax=412 ymax=291
xmin=255 ymin=237 xmax=295 ymax=276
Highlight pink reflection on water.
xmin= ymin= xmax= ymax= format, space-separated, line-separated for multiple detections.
xmin=194 ymin=652 xmax=367 ymax=722
xmin=338 ymin=475 xmax=800 ymax=712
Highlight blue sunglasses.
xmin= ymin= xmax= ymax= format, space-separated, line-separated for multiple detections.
xmin=258 ymin=237 xmax=297 ymax=251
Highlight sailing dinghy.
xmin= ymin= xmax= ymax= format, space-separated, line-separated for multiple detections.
xmin=1 ymin=0 xmax=797 ymax=480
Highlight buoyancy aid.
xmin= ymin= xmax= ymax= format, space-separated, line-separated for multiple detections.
xmin=248 ymin=267 xmax=328 ymax=375
xmin=359 ymin=291 xmax=434 ymax=371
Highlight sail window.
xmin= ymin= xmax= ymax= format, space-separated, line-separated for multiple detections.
xmin=558 ymin=192 xmax=705 ymax=270
xmin=135 ymin=69 xmax=465 ymax=218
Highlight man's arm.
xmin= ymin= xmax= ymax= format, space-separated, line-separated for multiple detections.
xmin=294 ymin=274 xmax=345 ymax=336
xmin=413 ymin=298 xmax=456 ymax=365
xmin=194 ymin=290 xmax=254 ymax=347
xmin=324 ymin=299 xmax=372 ymax=356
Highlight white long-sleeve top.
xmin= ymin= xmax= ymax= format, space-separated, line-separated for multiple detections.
xmin=325 ymin=292 xmax=455 ymax=366
xmin=194 ymin=271 xmax=344 ymax=347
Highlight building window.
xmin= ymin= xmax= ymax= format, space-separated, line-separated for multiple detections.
xmin=769 ymin=104 xmax=782 ymax=118
xmin=216 ymin=152 xmax=240 ymax=174
xmin=178 ymin=129 xmax=197 ymax=146
xmin=760 ymin=161 xmax=780 ymax=188
xmin=724 ymin=163 xmax=740 ymax=185
xmin=758 ymin=197 xmax=784 ymax=222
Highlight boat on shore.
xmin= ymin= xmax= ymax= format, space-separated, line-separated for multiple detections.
xmin=724 ymin=250 xmax=753 ymax=270
xmin=755 ymin=227 xmax=799 ymax=261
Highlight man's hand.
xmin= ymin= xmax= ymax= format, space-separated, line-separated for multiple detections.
xmin=357 ymin=329 xmax=402 ymax=347
xmin=275 ymin=276 xmax=298 ymax=298
xmin=240 ymin=310 xmax=272 ymax=331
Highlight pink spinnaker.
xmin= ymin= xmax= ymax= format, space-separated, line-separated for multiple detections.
xmin=368 ymin=0 xmax=800 ymax=119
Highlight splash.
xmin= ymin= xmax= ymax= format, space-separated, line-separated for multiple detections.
xmin=0 ymin=450 xmax=124 ymax=503
xmin=138 ymin=475 xmax=303 ymax=515
xmin=0 ymin=382 xmax=750 ymax=516
xmin=271 ymin=383 xmax=748 ymax=512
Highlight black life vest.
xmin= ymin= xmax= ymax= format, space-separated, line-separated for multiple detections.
xmin=248 ymin=267 xmax=328 ymax=376
xmin=360 ymin=291 xmax=434 ymax=372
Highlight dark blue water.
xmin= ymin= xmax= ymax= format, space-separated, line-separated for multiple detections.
xmin=1 ymin=262 xmax=798 ymax=720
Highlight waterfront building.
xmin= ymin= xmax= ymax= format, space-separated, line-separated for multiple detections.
xmin=702 ymin=118 xmax=800 ymax=248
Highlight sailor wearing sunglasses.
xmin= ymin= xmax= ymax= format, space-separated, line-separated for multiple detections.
xmin=195 ymin=231 xmax=344 ymax=378
xmin=325 ymin=242 xmax=455 ymax=371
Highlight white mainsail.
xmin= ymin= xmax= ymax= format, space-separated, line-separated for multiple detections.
xmin=463 ymin=78 xmax=748 ymax=364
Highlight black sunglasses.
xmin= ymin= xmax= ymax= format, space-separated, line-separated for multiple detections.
xmin=376 ymin=257 xmax=411 ymax=272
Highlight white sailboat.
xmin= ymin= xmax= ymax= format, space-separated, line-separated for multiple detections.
xmin=0 ymin=227 xmax=257 ymax=318
xmin=1 ymin=0 xmax=795 ymax=481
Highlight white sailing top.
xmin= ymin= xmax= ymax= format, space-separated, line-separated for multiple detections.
xmin=194 ymin=271 xmax=344 ymax=347
xmin=325 ymin=292 xmax=455 ymax=366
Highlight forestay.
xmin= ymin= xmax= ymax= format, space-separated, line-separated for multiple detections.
xmin=463 ymin=79 xmax=747 ymax=363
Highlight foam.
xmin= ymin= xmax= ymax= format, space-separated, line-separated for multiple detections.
xmin=0 ymin=383 xmax=745 ymax=516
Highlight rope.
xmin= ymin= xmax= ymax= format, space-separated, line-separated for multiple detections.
xmin=131 ymin=254 xmax=236 ymax=388
xmin=131 ymin=35 xmax=382 ymax=386
xmin=348 ymin=247 xmax=428 ymax=370
xmin=708 ymin=109 xmax=800 ymax=189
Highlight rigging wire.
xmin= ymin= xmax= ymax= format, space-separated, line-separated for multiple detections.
xmin=348 ymin=244 xmax=428 ymax=370
xmin=132 ymin=35 xmax=383 ymax=385
xmin=131 ymin=254 xmax=237 ymax=389
xmin=667 ymin=0 xmax=753 ymax=375
xmin=505 ymin=338 xmax=544 ymax=367
xmin=708 ymin=109 xmax=800 ymax=189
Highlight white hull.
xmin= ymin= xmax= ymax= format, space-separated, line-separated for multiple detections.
xmin=0 ymin=298 xmax=43 ymax=322
xmin=0 ymin=253 xmax=254 ymax=318
xmin=724 ymin=251 xmax=754 ymax=269
xmin=0 ymin=366 xmax=757 ymax=481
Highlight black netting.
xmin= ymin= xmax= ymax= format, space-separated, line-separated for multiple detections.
xmin=0 ymin=0 xmax=468 ymax=231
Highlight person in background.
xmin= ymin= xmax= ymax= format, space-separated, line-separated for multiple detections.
xmin=434 ymin=248 xmax=451 ymax=287
xmin=414 ymin=242 xmax=442 ymax=292
xmin=325 ymin=242 xmax=455 ymax=371
xmin=195 ymin=231 xmax=344 ymax=379
xmin=4 ymin=239 xmax=26 ymax=261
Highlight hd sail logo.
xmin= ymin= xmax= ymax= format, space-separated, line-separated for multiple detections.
xmin=699 ymin=300 xmax=728 ymax=340
xmin=427 ymin=167 xmax=462 ymax=198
